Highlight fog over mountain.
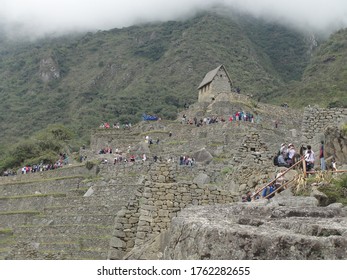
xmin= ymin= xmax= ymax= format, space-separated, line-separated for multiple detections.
xmin=0 ymin=0 xmax=347 ymax=39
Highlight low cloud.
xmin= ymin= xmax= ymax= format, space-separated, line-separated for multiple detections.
xmin=0 ymin=0 xmax=346 ymax=39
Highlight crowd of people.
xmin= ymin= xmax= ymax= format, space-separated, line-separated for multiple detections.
xmin=181 ymin=111 xmax=256 ymax=127
xmin=20 ymin=153 xmax=69 ymax=175
xmin=274 ymin=142 xmax=327 ymax=172
xmin=99 ymin=122 xmax=132 ymax=129
xmin=244 ymin=140 xmax=339 ymax=202
xmin=179 ymin=155 xmax=195 ymax=166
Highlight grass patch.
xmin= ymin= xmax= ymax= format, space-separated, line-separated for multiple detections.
xmin=0 ymin=193 xmax=67 ymax=200
xmin=318 ymin=174 xmax=347 ymax=205
xmin=209 ymin=142 xmax=224 ymax=147
xmin=0 ymin=228 xmax=14 ymax=235
xmin=0 ymin=210 xmax=40 ymax=215
xmin=81 ymin=176 xmax=101 ymax=184
xmin=140 ymin=130 xmax=168 ymax=136
xmin=212 ymin=156 xmax=228 ymax=163
xmin=17 ymin=224 xmax=113 ymax=229
xmin=342 ymin=123 xmax=347 ymax=136
xmin=166 ymin=140 xmax=188 ymax=145
xmin=0 ymin=175 xmax=88 ymax=186
xmin=220 ymin=167 xmax=232 ymax=175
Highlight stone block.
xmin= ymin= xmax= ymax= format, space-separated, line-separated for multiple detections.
xmin=126 ymin=240 xmax=135 ymax=248
xmin=123 ymin=224 xmax=133 ymax=229
xmin=108 ymin=249 xmax=124 ymax=260
xmin=158 ymin=175 xmax=166 ymax=183
xmin=166 ymin=193 xmax=174 ymax=200
xmin=167 ymin=200 xmax=174 ymax=208
xmin=182 ymin=195 xmax=192 ymax=201
xmin=141 ymin=205 xmax=157 ymax=211
xmin=137 ymin=225 xmax=151 ymax=232
xmin=113 ymin=230 xmax=126 ymax=238
xmin=139 ymin=215 xmax=153 ymax=223
xmin=143 ymin=192 xmax=153 ymax=198
xmin=110 ymin=237 xmax=126 ymax=248
xmin=136 ymin=231 xmax=146 ymax=239
xmin=158 ymin=209 xmax=169 ymax=217
xmin=129 ymin=217 xmax=139 ymax=224
xmin=113 ymin=222 xmax=123 ymax=230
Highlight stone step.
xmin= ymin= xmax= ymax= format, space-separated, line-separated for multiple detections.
xmin=0 ymin=211 xmax=41 ymax=227
xmin=31 ymin=213 xmax=115 ymax=226
xmin=47 ymin=195 xmax=128 ymax=209
xmin=14 ymin=224 xmax=113 ymax=237
xmin=69 ymin=249 xmax=108 ymax=260
xmin=43 ymin=205 xmax=118 ymax=216
xmin=14 ymin=235 xmax=110 ymax=249
xmin=29 ymin=239 xmax=110 ymax=254
xmin=0 ymin=177 xmax=84 ymax=196
xmin=0 ymin=250 xmax=10 ymax=260
xmin=0 ymin=194 xmax=67 ymax=211
xmin=4 ymin=248 xmax=107 ymax=260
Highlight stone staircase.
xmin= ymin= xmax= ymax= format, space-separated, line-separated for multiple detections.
xmin=0 ymin=166 xmax=139 ymax=260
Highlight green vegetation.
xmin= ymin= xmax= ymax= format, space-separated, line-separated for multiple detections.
xmin=0 ymin=211 xmax=40 ymax=216
xmin=0 ymin=228 xmax=14 ymax=235
xmin=166 ymin=141 xmax=188 ymax=145
xmin=140 ymin=130 xmax=168 ymax=136
xmin=0 ymin=124 xmax=77 ymax=174
xmin=271 ymin=28 xmax=347 ymax=108
xmin=319 ymin=174 xmax=347 ymax=205
xmin=342 ymin=123 xmax=347 ymax=136
xmin=0 ymin=193 xmax=66 ymax=200
xmin=220 ymin=167 xmax=232 ymax=175
xmin=0 ymin=12 xmax=346 ymax=169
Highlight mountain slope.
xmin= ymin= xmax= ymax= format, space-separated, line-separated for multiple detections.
xmin=271 ymin=28 xmax=347 ymax=108
xmin=0 ymin=12 xmax=313 ymax=149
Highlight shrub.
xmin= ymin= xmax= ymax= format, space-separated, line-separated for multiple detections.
xmin=85 ymin=161 xmax=95 ymax=170
xmin=221 ymin=167 xmax=232 ymax=175
xmin=319 ymin=174 xmax=347 ymax=205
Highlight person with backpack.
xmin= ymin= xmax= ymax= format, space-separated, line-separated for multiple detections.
xmin=304 ymin=145 xmax=315 ymax=171
xmin=277 ymin=153 xmax=288 ymax=167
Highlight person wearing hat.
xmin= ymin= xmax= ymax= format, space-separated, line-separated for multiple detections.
xmin=280 ymin=143 xmax=287 ymax=156
xmin=304 ymin=145 xmax=315 ymax=171
xmin=287 ymin=144 xmax=296 ymax=166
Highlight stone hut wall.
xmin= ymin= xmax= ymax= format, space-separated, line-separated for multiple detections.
xmin=233 ymin=132 xmax=270 ymax=164
xmin=198 ymin=68 xmax=232 ymax=102
xmin=108 ymin=163 xmax=235 ymax=260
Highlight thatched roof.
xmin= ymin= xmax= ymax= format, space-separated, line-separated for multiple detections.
xmin=197 ymin=64 xmax=232 ymax=89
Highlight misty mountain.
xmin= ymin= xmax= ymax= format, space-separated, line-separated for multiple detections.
xmin=0 ymin=12 xmax=343 ymax=150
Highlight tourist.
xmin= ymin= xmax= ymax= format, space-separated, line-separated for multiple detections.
xmin=319 ymin=141 xmax=326 ymax=171
xmin=287 ymin=144 xmax=296 ymax=166
xmin=304 ymin=145 xmax=315 ymax=171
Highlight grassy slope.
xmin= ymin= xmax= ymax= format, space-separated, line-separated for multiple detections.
xmin=271 ymin=28 xmax=347 ymax=108
xmin=0 ymin=12 xmax=316 ymax=150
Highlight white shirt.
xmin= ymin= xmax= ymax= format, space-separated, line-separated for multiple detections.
xmin=305 ymin=150 xmax=315 ymax=163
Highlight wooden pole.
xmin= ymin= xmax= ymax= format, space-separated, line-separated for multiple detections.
xmin=251 ymin=157 xmax=304 ymax=199
xmin=303 ymin=157 xmax=307 ymax=178
xmin=306 ymin=170 xmax=347 ymax=174
xmin=264 ymin=178 xmax=295 ymax=199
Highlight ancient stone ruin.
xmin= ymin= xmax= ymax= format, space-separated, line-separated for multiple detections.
xmin=1 ymin=99 xmax=346 ymax=260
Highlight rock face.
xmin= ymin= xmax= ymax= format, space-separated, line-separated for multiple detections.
xmin=325 ymin=126 xmax=347 ymax=165
xmin=163 ymin=197 xmax=347 ymax=260
xmin=39 ymin=56 xmax=60 ymax=82
xmin=192 ymin=148 xmax=213 ymax=164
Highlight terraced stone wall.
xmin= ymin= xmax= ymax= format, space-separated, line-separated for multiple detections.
xmin=108 ymin=163 xmax=236 ymax=260
xmin=301 ymin=107 xmax=347 ymax=144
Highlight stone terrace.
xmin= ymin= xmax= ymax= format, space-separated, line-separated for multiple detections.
xmin=0 ymin=165 xmax=140 ymax=259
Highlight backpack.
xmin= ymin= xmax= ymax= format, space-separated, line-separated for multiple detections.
xmin=273 ymin=155 xmax=279 ymax=166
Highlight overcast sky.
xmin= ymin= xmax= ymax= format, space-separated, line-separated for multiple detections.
xmin=1 ymin=0 xmax=347 ymax=39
